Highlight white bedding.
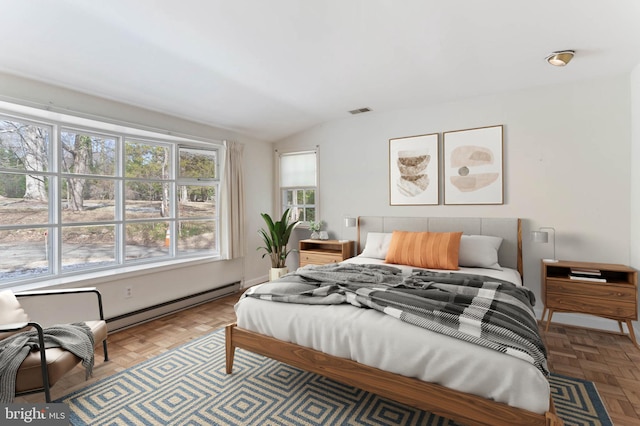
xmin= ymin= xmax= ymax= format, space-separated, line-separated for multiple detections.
xmin=235 ymin=256 xmax=549 ymax=414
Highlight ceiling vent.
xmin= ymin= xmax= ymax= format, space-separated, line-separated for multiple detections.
xmin=348 ymin=107 xmax=372 ymax=115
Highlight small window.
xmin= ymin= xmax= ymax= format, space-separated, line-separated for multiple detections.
xmin=278 ymin=149 xmax=318 ymax=223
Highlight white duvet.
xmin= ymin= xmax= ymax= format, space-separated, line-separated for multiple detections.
xmin=235 ymin=257 xmax=549 ymax=414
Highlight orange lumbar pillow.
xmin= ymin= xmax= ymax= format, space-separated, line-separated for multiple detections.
xmin=384 ymin=230 xmax=463 ymax=270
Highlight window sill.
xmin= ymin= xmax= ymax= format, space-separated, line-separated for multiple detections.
xmin=7 ymin=255 xmax=223 ymax=293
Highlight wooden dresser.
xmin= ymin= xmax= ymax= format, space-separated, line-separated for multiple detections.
xmin=541 ymin=259 xmax=638 ymax=346
xmin=299 ymin=239 xmax=354 ymax=267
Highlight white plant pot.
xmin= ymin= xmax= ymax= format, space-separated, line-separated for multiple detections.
xmin=269 ymin=267 xmax=288 ymax=281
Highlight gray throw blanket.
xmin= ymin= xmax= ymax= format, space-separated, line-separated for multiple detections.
xmin=0 ymin=322 xmax=95 ymax=403
xmin=243 ymin=263 xmax=548 ymax=376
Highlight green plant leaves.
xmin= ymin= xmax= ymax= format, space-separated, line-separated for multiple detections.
xmin=257 ymin=208 xmax=299 ymax=268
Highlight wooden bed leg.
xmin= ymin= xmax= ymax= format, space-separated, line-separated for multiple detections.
xmin=547 ymin=395 xmax=564 ymax=425
xmin=545 ymin=411 xmax=564 ymax=425
xmin=225 ymin=323 xmax=236 ymax=374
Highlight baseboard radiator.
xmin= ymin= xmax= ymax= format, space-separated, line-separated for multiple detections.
xmin=106 ymin=281 xmax=241 ymax=332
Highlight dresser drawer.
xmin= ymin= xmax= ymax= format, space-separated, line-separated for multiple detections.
xmin=546 ymin=280 xmax=636 ymax=300
xmin=546 ymin=293 xmax=636 ymax=319
xmin=299 ymin=252 xmax=341 ymax=266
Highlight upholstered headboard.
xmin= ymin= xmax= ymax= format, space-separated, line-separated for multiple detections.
xmin=356 ymin=217 xmax=522 ymax=276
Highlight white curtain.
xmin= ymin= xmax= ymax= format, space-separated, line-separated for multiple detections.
xmin=220 ymin=140 xmax=245 ymax=259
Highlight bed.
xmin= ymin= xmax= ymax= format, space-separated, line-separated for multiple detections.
xmin=226 ymin=217 xmax=563 ymax=426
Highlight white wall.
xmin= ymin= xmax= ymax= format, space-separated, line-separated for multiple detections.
xmin=0 ymin=72 xmax=274 ymax=320
xmin=631 ymin=64 xmax=640 ymax=317
xmin=276 ymin=74 xmax=633 ymax=330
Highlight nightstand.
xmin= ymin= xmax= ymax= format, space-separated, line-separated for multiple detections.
xmin=299 ymin=239 xmax=354 ymax=267
xmin=541 ymin=260 xmax=638 ymax=346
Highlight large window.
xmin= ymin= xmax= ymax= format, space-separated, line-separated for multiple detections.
xmin=0 ymin=112 xmax=221 ymax=288
xmin=278 ymin=149 xmax=318 ymax=223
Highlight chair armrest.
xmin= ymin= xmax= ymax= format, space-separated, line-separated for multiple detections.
xmin=15 ymin=288 xmax=106 ymax=321
xmin=0 ymin=322 xmax=30 ymax=332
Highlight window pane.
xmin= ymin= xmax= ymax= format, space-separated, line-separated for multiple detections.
xmin=125 ymin=141 xmax=171 ymax=179
xmin=0 ymin=228 xmax=50 ymax=281
xmin=61 ymin=225 xmax=116 ymax=271
xmin=280 ymin=152 xmax=316 ymax=187
xmin=177 ymin=220 xmax=216 ymax=255
xmin=125 ymin=182 xmax=171 ymax=219
xmin=0 ymin=118 xmax=50 ymax=173
xmin=296 ymin=189 xmax=304 ymax=204
xmin=60 ymin=130 xmax=116 ymax=176
xmin=305 ymin=208 xmax=316 ymax=222
xmin=179 ymin=148 xmax=217 ymax=179
xmin=125 ymin=222 xmax=169 ymax=260
xmin=61 ymin=178 xmax=115 ymax=222
xmin=292 ymin=207 xmax=303 ymax=222
xmin=305 ymin=189 xmax=315 ymax=204
xmin=282 ymin=190 xmax=293 ymax=206
xmin=178 ymin=185 xmax=216 ymax=218
xmin=0 ymin=171 xmax=26 ymax=199
xmin=0 ymin=174 xmax=50 ymax=225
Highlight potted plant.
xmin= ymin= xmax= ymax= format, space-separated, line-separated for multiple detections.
xmin=309 ymin=221 xmax=322 ymax=239
xmin=258 ymin=208 xmax=299 ymax=281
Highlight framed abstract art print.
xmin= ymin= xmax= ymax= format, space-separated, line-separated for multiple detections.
xmin=389 ymin=133 xmax=439 ymax=205
xmin=443 ymin=125 xmax=503 ymax=205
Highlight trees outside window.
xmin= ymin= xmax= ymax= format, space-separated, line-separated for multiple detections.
xmin=0 ymin=113 xmax=220 ymax=288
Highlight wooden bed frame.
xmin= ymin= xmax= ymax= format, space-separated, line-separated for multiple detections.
xmin=226 ymin=217 xmax=564 ymax=426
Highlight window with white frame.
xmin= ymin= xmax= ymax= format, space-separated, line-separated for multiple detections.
xmin=278 ymin=149 xmax=318 ymax=223
xmin=0 ymin=111 xmax=221 ymax=288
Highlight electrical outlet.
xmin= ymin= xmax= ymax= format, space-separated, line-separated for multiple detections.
xmin=124 ymin=286 xmax=132 ymax=298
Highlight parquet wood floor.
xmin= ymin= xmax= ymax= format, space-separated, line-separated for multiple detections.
xmin=15 ymin=291 xmax=640 ymax=424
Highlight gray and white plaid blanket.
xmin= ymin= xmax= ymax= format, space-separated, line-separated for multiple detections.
xmin=243 ymin=263 xmax=548 ymax=376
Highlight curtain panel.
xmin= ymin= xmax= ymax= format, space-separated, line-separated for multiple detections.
xmin=221 ymin=140 xmax=246 ymax=259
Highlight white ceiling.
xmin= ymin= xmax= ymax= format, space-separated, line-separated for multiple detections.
xmin=1 ymin=0 xmax=640 ymax=142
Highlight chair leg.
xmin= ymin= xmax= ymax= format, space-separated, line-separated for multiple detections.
xmin=103 ymin=339 xmax=109 ymax=362
xmin=32 ymin=323 xmax=52 ymax=403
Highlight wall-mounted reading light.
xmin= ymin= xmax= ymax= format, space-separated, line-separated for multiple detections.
xmin=344 ymin=217 xmax=357 ymax=228
xmin=341 ymin=216 xmax=357 ymax=248
xmin=546 ymin=50 xmax=575 ymax=67
xmin=531 ymin=227 xmax=558 ymax=263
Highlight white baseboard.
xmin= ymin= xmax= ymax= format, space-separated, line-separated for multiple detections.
xmin=108 ymin=282 xmax=241 ymax=332
xmin=243 ymin=275 xmax=268 ymax=289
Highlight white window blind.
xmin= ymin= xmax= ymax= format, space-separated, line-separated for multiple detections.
xmin=280 ymin=151 xmax=316 ymax=187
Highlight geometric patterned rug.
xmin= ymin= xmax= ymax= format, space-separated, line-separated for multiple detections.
xmin=57 ymin=329 xmax=613 ymax=426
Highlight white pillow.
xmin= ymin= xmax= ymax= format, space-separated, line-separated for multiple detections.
xmin=458 ymin=235 xmax=503 ymax=270
xmin=360 ymin=232 xmax=393 ymax=259
xmin=0 ymin=290 xmax=30 ymax=340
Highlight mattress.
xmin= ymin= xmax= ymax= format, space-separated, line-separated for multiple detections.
xmin=235 ymin=257 xmax=549 ymax=414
